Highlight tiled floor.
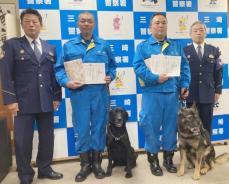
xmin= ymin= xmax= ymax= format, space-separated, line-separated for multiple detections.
xmin=2 ymin=143 xmax=229 ymax=184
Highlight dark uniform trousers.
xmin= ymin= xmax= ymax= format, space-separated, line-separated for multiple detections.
xmin=14 ymin=113 xmax=54 ymax=180
xmin=0 ymin=36 xmax=62 ymax=181
xmin=187 ymin=103 xmax=213 ymax=134
xmin=184 ymin=43 xmax=222 ymax=135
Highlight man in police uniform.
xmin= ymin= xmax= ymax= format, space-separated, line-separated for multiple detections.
xmin=0 ymin=9 xmax=63 ymax=184
xmin=184 ymin=21 xmax=223 ymax=135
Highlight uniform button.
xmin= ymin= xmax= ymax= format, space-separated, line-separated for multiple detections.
xmin=39 ymin=74 xmax=42 ymax=77
xmin=40 ymin=84 xmax=43 ymax=87
xmin=199 ymin=81 xmax=202 ymax=84
xmin=199 ymin=73 xmax=202 ymax=75
xmin=200 ymin=65 xmax=202 ymax=67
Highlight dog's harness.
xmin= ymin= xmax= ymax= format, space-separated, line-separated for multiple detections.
xmin=108 ymin=126 xmax=126 ymax=141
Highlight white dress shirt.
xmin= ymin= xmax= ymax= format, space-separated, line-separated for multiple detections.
xmin=193 ymin=42 xmax=204 ymax=57
xmin=25 ymin=35 xmax=43 ymax=54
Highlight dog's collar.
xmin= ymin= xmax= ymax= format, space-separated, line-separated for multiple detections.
xmin=108 ymin=126 xmax=126 ymax=141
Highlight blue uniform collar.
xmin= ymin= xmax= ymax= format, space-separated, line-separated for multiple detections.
xmin=70 ymin=34 xmax=102 ymax=45
xmin=148 ymin=36 xmax=171 ymax=45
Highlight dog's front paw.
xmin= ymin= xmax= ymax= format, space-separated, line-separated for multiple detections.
xmin=192 ymin=172 xmax=200 ymax=180
xmin=125 ymin=172 xmax=132 ymax=178
xmin=177 ymin=169 xmax=184 ymax=177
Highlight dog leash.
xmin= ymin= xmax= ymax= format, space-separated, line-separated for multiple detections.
xmin=179 ymin=88 xmax=187 ymax=108
xmin=180 ymin=99 xmax=187 ymax=108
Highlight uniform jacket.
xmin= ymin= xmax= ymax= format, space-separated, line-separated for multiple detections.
xmin=55 ymin=34 xmax=117 ymax=88
xmin=183 ymin=43 xmax=223 ymax=103
xmin=133 ymin=36 xmax=190 ymax=93
xmin=0 ymin=36 xmax=62 ymax=113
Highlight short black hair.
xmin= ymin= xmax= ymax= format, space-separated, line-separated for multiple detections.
xmin=20 ymin=8 xmax=42 ymax=25
xmin=150 ymin=13 xmax=167 ymax=23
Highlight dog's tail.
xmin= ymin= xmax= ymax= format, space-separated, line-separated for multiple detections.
xmin=215 ymin=153 xmax=229 ymax=164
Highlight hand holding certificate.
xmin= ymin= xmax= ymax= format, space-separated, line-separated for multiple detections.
xmin=144 ymin=54 xmax=181 ymax=77
xmin=64 ymin=59 xmax=106 ymax=84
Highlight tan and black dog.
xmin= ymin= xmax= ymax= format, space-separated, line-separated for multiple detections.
xmin=177 ymin=105 xmax=229 ymax=180
xmin=106 ymin=107 xmax=138 ymax=178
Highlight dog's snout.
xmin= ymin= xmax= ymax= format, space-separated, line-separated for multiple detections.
xmin=191 ymin=127 xmax=200 ymax=135
xmin=193 ymin=127 xmax=199 ymax=131
xmin=117 ymin=117 xmax=122 ymax=121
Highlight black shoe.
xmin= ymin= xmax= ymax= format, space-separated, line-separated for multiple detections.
xmin=92 ymin=151 xmax=105 ymax=179
xmin=75 ymin=164 xmax=92 ymax=182
xmin=75 ymin=152 xmax=92 ymax=182
xmin=163 ymin=151 xmax=177 ymax=173
xmin=92 ymin=162 xmax=105 ymax=179
xmin=38 ymin=170 xmax=63 ymax=180
xmin=147 ymin=152 xmax=163 ymax=176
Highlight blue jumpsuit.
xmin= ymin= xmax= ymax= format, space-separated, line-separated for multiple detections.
xmin=55 ymin=35 xmax=116 ymax=153
xmin=133 ymin=36 xmax=190 ymax=153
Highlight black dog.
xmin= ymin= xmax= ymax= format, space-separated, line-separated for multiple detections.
xmin=106 ymin=107 xmax=138 ymax=178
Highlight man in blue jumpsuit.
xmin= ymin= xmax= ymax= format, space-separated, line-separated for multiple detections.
xmin=0 ymin=9 xmax=63 ymax=184
xmin=183 ymin=21 xmax=223 ymax=135
xmin=133 ymin=13 xmax=190 ymax=176
xmin=55 ymin=11 xmax=116 ymax=182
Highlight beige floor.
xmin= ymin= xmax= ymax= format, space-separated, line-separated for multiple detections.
xmin=2 ymin=144 xmax=229 ymax=184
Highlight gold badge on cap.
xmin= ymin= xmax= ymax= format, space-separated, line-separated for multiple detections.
xmin=0 ymin=47 xmax=5 ymax=60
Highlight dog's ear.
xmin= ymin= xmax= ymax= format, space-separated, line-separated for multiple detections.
xmin=191 ymin=101 xmax=197 ymax=109
xmin=109 ymin=109 xmax=114 ymax=120
xmin=124 ymin=110 xmax=129 ymax=122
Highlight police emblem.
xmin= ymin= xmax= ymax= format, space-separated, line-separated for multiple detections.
xmin=187 ymin=55 xmax=191 ymax=59
xmin=48 ymin=51 xmax=55 ymax=62
xmin=0 ymin=47 xmax=5 ymax=60
xmin=20 ymin=49 xmax=25 ymax=54
xmin=48 ymin=51 xmax=54 ymax=56
xmin=209 ymin=54 xmax=214 ymax=59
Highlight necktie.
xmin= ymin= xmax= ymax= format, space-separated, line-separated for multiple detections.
xmin=197 ymin=45 xmax=202 ymax=61
xmin=32 ymin=40 xmax=42 ymax=61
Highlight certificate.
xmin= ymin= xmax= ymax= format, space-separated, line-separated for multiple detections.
xmin=64 ymin=59 xmax=106 ymax=84
xmin=144 ymin=54 xmax=181 ymax=77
